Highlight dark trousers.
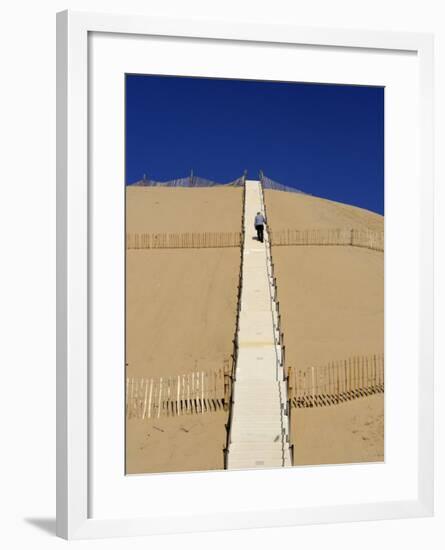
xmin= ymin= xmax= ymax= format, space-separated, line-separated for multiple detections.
xmin=255 ymin=224 xmax=264 ymax=242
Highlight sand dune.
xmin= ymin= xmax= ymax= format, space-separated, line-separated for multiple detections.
xmin=264 ymin=189 xmax=383 ymax=232
xmin=273 ymin=246 xmax=384 ymax=368
xmin=264 ymin=189 xmax=384 ymax=466
xmin=292 ymin=395 xmax=384 ymax=465
xmin=126 ymin=248 xmax=240 ymax=379
xmin=126 ymin=187 xmax=242 ymax=474
xmin=126 ymin=412 xmax=228 ymax=474
xmin=126 ymin=186 xmax=243 ymax=233
xmin=126 ymin=185 xmax=384 ymax=471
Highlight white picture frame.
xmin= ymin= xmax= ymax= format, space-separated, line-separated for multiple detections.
xmin=56 ymin=10 xmax=434 ymax=540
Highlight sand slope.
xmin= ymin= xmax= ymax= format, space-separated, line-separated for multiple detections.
xmin=293 ymin=395 xmax=384 ymax=465
xmin=126 ymin=186 xmax=243 ymax=233
xmin=264 ymin=189 xmax=383 ymax=232
xmin=126 ymin=188 xmax=242 ymax=474
xmin=264 ymin=189 xmax=384 ymax=466
xmin=273 ymin=246 xmax=384 ymax=368
xmin=126 ymin=412 xmax=228 ymax=474
xmin=126 ymin=249 xmax=240 ymax=378
xmin=126 ymin=186 xmax=384 ymax=470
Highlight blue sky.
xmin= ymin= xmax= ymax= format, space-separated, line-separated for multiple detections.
xmin=126 ymin=75 xmax=384 ymax=214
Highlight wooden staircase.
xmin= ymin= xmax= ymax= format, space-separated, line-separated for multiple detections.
xmin=227 ymin=180 xmax=292 ymax=469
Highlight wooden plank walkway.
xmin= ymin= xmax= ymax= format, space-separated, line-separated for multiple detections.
xmin=227 ymin=180 xmax=291 ymax=469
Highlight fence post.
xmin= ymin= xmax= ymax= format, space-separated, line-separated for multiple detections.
xmin=142 ymin=379 xmax=148 ymax=419
xmin=157 ymin=377 xmax=163 ymax=419
xmin=287 ymin=365 xmax=293 ymax=393
xmin=201 ymin=371 xmax=205 ymax=414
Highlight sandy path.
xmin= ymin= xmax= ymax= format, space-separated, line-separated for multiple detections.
xmin=265 ymin=189 xmax=384 ymax=465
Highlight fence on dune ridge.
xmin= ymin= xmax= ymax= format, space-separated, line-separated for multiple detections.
xmin=126 ymin=231 xmax=242 ymax=250
xmin=260 ymin=172 xmax=308 ymax=195
xmin=126 ymin=362 xmax=233 ymax=419
xmin=131 ymin=174 xmax=245 ymax=188
xmin=286 ymin=353 xmax=384 ymax=409
xmin=269 ymin=228 xmax=384 ymax=252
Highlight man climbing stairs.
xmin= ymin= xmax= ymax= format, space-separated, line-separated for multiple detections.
xmin=227 ymin=180 xmax=292 ymax=469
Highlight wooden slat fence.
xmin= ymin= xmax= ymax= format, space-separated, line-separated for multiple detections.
xmin=270 ymin=228 xmax=384 ymax=252
xmin=126 ymin=232 xmax=242 ymax=250
xmin=287 ymin=353 xmax=384 ymax=408
xmin=126 ymin=364 xmax=233 ymax=419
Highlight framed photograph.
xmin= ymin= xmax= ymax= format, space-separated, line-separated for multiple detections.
xmin=56 ymin=10 xmax=434 ymax=539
